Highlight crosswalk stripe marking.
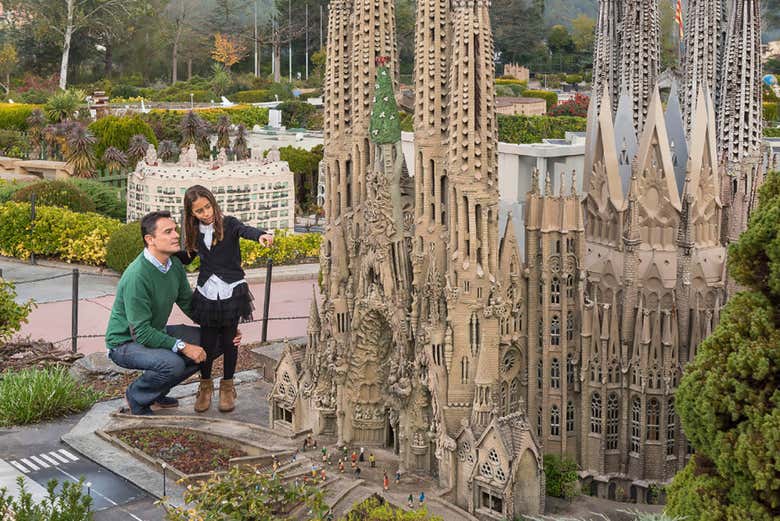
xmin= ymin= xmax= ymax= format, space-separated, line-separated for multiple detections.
xmin=58 ymin=449 xmax=79 ymax=462
xmin=9 ymin=461 xmax=29 ymax=474
xmin=20 ymin=458 xmax=39 ymax=471
xmin=49 ymin=451 xmax=69 ymax=463
xmin=39 ymin=454 xmax=59 ymax=466
xmin=29 ymin=456 xmax=49 ymax=468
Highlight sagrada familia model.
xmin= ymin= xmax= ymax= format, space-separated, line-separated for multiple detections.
xmin=269 ymin=0 xmax=764 ymax=517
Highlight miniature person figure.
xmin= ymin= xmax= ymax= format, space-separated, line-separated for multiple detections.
xmin=305 ymin=433 xmax=312 ymax=451
xmin=351 ymin=451 xmax=357 ymax=464
xmin=322 ymin=452 xmax=328 ymax=464
xmin=313 ymin=438 xmax=318 ymax=449
xmin=369 ymin=452 xmax=376 ymax=467
xmin=338 ymin=459 xmax=345 ymax=473
xmin=342 ymin=445 xmax=349 ymax=459
xmin=395 ymin=469 xmax=401 ymax=484
xmin=383 ymin=471 xmax=389 ymax=491
xmin=320 ymin=468 xmax=327 ymax=482
xmin=407 ymin=494 xmax=414 ymax=508
xmin=354 ymin=465 xmax=361 ymax=479
xmin=359 ymin=447 xmax=365 ymax=462
xmin=177 ymin=185 xmax=274 ymax=413
xmin=311 ymin=464 xmax=317 ymax=479
xmin=419 ymin=491 xmax=425 ymax=506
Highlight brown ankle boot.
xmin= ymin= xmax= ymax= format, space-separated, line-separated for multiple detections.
xmin=194 ymin=378 xmax=213 ymax=412
xmin=218 ymin=379 xmax=236 ymax=412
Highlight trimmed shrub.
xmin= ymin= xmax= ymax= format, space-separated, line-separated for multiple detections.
xmin=233 ymin=89 xmax=274 ymax=103
xmin=496 ymin=78 xmax=528 ymax=86
xmin=110 ymin=84 xmax=141 ymax=99
xmin=0 ymin=103 xmax=38 ymax=131
xmin=12 ymin=180 xmax=96 ymax=213
xmin=278 ymin=100 xmax=321 ymax=129
xmin=88 ymin=115 xmax=158 ymax=166
xmin=0 ymin=279 xmax=33 ymax=343
xmin=139 ymin=109 xmax=183 ymax=143
xmin=0 ymin=367 xmax=101 ymax=426
xmin=495 ymin=85 xmax=516 ymax=97
xmin=199 ymin=105 xmax=270 ymax=127
xmin=105 ymin=221 xmax=143 ymax=273
xmin=68 ymin=178 xmax=126 ymax=221
xmin=766 ymin=126 xmax=780 ymax=138
xmin=0 ymin=202 xmax=122 ymax=265
xmin=524 ymin=89 xmax=559 ymax=111
xmin=543 ymin=454 xmax=579 ymax=499
xmin=548 ymin=93 xmax=590 ymax=118
xmin=497 ymin=114 xmax=586 ymax=143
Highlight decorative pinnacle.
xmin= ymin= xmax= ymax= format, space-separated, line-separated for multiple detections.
xmin=570 ymin=169 xmax=578 ymax=197
xmin=544 ymin=170 xmax=552 ymax=196
xmin=531 ymin=168 xmax=540 ymax=196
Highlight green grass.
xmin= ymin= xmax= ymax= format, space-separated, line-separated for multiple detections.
xmin=0 ymin=367 xmax=102 ymax=426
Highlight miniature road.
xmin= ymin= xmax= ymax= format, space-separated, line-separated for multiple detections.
xmin=0 ymin=414 xmax=165 ymax=520
xmin=0 ymin=258 xmax=320 ymax=355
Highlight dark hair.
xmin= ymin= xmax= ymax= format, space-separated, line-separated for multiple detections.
xmin=183 ymin=185 xmax=223 ymax=253
xmin=140 ymin=211 xmax=172 ymax=246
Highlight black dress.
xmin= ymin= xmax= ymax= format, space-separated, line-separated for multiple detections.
xmin=176 ymin=216 xmax=267 ymax=327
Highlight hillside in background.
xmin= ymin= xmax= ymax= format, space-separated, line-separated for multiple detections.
xmin=544 ymin=0 xmax=597 ymax=27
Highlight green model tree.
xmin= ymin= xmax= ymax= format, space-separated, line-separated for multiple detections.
xmin=666 ymin=170 xmax=780 ymax=521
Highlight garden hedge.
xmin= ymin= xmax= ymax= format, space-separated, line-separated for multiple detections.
xmin=0 ymin=202 xmax=122 ymax=266
xmin=141 ymin=106 xmax=270 ymax=143
xmin=88 ymin=115 xmax=158 ymax=165
xmin=524 ymin=89 xmax=559 ymax=111
xmin=764 ymin=102 xmax=779 ymax=124
xmin=12 ymin=180 xmax=96 ymax=213
xmin=497 ymin=114 xmax=586 ymax=143
xmin=233 ymin=90 xmax=275 ymax=103
xmin=0 ymin=103 xmax=39 ymax=131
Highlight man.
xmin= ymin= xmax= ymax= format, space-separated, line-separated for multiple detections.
xmin=105 ymin=211 xmax=239 ymax=415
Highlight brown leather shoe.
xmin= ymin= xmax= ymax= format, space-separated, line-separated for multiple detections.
xmin=194 ymin=378 xmax=213 ymax=413
xmin=218 ymin=378 xmax=236 ymax=412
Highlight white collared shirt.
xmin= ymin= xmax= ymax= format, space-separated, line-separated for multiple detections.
xmin=143 ymin=248 xmax=172 ymax=273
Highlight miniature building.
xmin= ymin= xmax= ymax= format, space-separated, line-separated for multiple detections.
xmin=272 ymin=0 xmax=764 ymax=515
xmin=495 ymin=97 xmax=547 ymax=116
xmin=127 ymin=147 xmax=295 ymax=231
xmin=503 ymin=64 xmax=530 ymax=83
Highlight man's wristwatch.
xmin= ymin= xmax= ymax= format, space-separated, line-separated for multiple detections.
xmin=173 ymin=339 xmax=186 ymax=353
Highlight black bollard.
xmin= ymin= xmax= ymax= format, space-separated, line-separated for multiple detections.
xmin=261 ymin=259 xmax=273 ymax=342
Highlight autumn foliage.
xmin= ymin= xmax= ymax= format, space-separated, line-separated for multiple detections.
xmin=211 ymin=33 xmax=248 ymax=70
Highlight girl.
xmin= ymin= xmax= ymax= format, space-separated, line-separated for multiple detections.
xmin=178 ymin=185 xmax=274 ymax=412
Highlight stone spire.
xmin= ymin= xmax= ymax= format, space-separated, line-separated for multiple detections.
xmin=592 ymin=0 xmax=622 ymax=113
xmin=718 ymin=0 xmax=763 ymax=252
xmin=447 ymin=0 xmax=498 ymax=188
xmin=681 ymin=0 xmax=722 ymax=135
xmin=620 ymin=0 xmax=660 ymax=135
xmin=717 ymin=0 xmax=763 ymax=166
xmin=323 ymin=0 xmax=354 ymax=149
xmin=413 ymin=0 xmax=450 ymax=137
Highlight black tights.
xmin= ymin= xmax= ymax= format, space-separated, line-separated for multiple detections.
xmin=199 ymin=322 xmax=239 ymax=380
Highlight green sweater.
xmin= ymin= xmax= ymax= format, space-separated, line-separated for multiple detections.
xmin=105 ymin=253 xmax=193 ymax=350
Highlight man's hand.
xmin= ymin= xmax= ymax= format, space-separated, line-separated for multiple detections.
xmin=180 ymin=343 xmax=207 ymax=363
xmin=233 ymin=329 xmax=242 ymax=347
xmin=259 ymin=234 xmax=274 ymax=247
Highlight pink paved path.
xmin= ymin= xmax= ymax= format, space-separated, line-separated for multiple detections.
xmin=16 ymin=280 xmax=321 ymax=354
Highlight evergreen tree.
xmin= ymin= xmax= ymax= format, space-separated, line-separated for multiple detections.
xmin=666 ymin=171 xmax=780 ymax=521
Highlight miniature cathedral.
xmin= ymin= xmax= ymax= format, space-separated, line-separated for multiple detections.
xmin=270 ymin=0 xmax=763 ymax=515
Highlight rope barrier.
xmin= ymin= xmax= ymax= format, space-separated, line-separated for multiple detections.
xmin=12 ymin=273 xmax=74 ymax=285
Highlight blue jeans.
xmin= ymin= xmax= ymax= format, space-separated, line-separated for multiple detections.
xmin=107 ymin=324 xmax=201 ymax=409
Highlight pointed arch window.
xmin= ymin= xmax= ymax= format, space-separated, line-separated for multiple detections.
xmin=509 ymin=378 xmax=520 ymax=411
xmin=538 ymin=279 xmax=544 ymax=305
xmin=647 ymin=398 xmax=660 ymax=441
xmin=567 ymin=311 xmax=575 ymax=341
xmin=550 ymin=405 xmax=561 ymax=436
xmin=469 ymin=312 xmax=480 ymax=354
xmin=551 ymin=358 xmax=561 ymax=389
xmin=606 ymin=393 xmax=619 ymax=450
xmin=566 ymin=274 xmax=575 ymax=298
xmin=566 ymin=401 xmax=575 ymax=433
xmin=666 ymin=399 xmax=676 ymax=456
xmin=538 ymin=317 xmax=544 ymax=349
xmin=590 ymin=393 xmax=602 ymax=434
xmin=500 ymin=382 xmax=508 ymax=412
xmin=514 ymin=311 xmax=523 ymax=332
xmin=631 ymin=396 xmax=642 ymax=453
xmin=551 ymin=277 xmax=561 ymax=304
xmin=537 ymin=406 xmax=543 ymax=437
xmin=537 ymin=360 xmax=543 ymax=389
xmin=461 ymin=357 xmax=469 ymax=384
xmin=550 ymin=315 xmax=561 ymax=346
